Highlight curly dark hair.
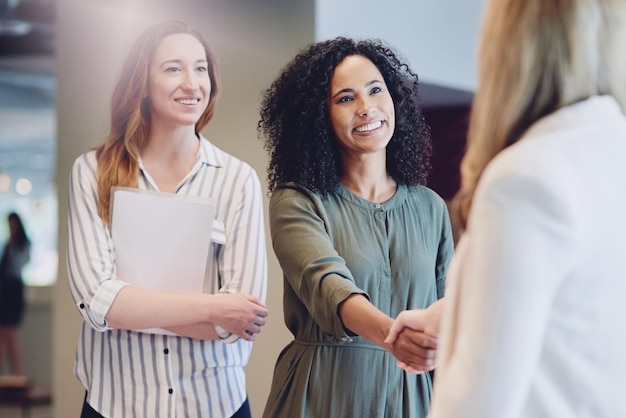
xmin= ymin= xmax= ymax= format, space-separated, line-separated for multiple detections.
xmin=259 ymin=36 xmax=432 ymax=195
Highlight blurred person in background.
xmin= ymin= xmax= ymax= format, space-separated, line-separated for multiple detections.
xmin=0 ymin=212 xmax=31 ymax=376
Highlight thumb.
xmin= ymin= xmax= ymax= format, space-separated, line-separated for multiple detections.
xmin=384 ymin=319 xmax=404 ymax=344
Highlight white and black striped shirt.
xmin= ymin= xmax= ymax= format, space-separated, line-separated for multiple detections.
xmin=67 ymin=137 xmax=267 ymax=418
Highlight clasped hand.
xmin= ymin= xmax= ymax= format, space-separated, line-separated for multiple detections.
xmin=385 ymin=307 xmax=441 ymax=374
xmin=212 ymin=293 xmax=268 ymax=341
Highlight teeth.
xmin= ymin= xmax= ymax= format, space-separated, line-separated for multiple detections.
xmin=355 ymin=121 xmax=382 ymax=132
xmin=176 ymin=98 xmax=200 ymax=105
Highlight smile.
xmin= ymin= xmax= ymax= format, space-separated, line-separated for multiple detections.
xmin=176 ymin=98 xmax=201 ymax=105
xmin=354 ymin=120 xmax=382 ymax=133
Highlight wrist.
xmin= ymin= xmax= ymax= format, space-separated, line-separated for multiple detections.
xmin=213 ymin=323 xmax=239 ymax=343
xmin=213 ymin=323 xmax=231 ymax=339
xmin=205 ymin=292 xmax=227 ymax=323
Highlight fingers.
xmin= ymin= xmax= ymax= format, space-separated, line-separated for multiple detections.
xmin=395 ymin=351 xmax=436 ymax=373
xmin=405 ymin=330 xmax=438 ymax=350
xmin=390 ymin=328 xmax=438 ymax=372
xmin=247 ymin=320 xmax=264 ymax=335
xmin=385 ymin=309 xmax=425 ymax=345
xmin=213 ymin=293 xmax=269 ymax=340
xmin=395 ymin=329 xmax=438 ymax=355
xmin=241 ymin=330 xmax=257 ymax=341
xmin=246 ymin=294 xmax=269 ymax=311
xmin=240 ymin=319 xmax=265 ymax=341
xmin=385 ymin=320 xmax=404 ymax=344
xmin=397 ymin=360 xmax=430 ymax=375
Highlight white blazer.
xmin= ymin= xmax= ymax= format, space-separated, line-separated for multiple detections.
xmin=430 ymin=96 xmax=626 ymax=418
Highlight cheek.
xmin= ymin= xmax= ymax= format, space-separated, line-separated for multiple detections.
xmin=386 ymin=102 xmax=395 ymax=128
xmin=201 ymin=79 xmax=212 ymax=95
xmin=329 ymin=113 xmax=347 ymax=139
xmin=330 ymin=107 xmax=350 ymax=128
xmin=388 ymin=112 xmax=396 ymax=131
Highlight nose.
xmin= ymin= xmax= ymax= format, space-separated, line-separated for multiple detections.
xmin=357 ymin=97 xmax=375 ymax=117
xmin=181 ymin=70 xmax=199 ymax=91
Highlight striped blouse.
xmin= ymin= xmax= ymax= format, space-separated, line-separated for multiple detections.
xmin=67 ymin=136 xmax=267 ymax=418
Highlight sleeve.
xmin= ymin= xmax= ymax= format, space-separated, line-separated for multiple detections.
xmin=435 ymin=200 xmax=454 ymax=300
xmin=66 ymin=153 xmax=128 ymax=331
xmin=217 ymin=166 xmax=267 ymax=303
xmin=269 ymin=185 xmax=367 ymax=342
xmin=431 ymin=165 xmax=577 ymax=418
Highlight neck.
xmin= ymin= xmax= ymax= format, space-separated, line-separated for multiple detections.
xmin=142 ymin=125 xmax=198 ymax=163
xmin=340 ymin=170 xmax=397 ymax=203
xmin=139 ymin=126 xmax=200 ymax=192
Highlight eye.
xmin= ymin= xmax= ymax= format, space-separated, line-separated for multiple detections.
xmin=165 ymin=66 xmax=181 ymax=73
xmin=196 ymin=66 xmax=208 ymax=73
xmin=370 ymin=86 xmax=382 ymax=94
xmin=337 ymin=95 xmax=353 ymax=104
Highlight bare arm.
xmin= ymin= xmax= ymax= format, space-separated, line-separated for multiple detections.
xmin=106 ymin=287 xmax=267 ymax=340
xmin=339 ymin=294 xmax=437 ymax=372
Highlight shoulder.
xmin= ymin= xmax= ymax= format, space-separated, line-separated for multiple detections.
xmin=479 ymin=132 xmax=570 ymax=202
xmin=72 ymin=149 xmax=97 ymax=169
xmin=70 ymin=150 xmax=98 ymax=184
xmin=480 ymin=98 xmax=617 ymax=191
xmin=269 ymin=182 xmax=325 ymax=212
xmin=271 ymin=182 xmax=321 ymax=202
xmin=404 ymin=185 xmax=448 ymax=212
xmin=199 ymin=136 xmax=259 ymax=180
xmin=473 ymin=135 xmax=576 ymax=232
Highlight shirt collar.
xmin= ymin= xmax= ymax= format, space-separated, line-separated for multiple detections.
xmin=197 ymin=134 xmax=224 ymax=168
xmin=137 ymin=134 xmax=224 ymax=171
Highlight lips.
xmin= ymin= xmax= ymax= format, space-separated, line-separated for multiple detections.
xmin=354 ymin=120 xmax=383 ymax=132
xmin=175 ymin=98 xmax=201 ymax=105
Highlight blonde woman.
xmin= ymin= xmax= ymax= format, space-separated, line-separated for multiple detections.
xmin=388 ymin=0 xmax=626 ymax=417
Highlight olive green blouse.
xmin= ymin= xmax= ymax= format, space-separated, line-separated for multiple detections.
xmin=263 ymin=182 xmax=454 ymax=418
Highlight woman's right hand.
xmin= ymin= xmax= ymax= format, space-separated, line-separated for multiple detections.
xmin=210 ymin=293 xmax=269 ymax=340
xmin=386 ymin=327 xmax=438 ymax=373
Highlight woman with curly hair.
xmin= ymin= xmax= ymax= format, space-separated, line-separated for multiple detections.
xmin=259 ymin=37 xmax=454 ymax=418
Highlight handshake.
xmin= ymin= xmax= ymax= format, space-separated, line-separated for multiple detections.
xmin=383 ymin=299 xmax=444 ymax=374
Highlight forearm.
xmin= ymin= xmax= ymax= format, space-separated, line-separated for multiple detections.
xmin=163 ymin=322 xmax=220 ymax=340
xmin=338 ymin=293 xmax=437 ymax=373
xmin=338 ymin=294 xmax=393 ymax=347
xmin=105 ymin=286 xmax=211 ymax=330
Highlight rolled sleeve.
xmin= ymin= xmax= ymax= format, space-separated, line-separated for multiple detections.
xmin=67 ymin=152 xmax=125 ymax=331
xmin=270 ymin=185 xmax=367 ymax=342
xmin=320 ymin=273 xmax=368 ymax=341
xmin=76 ymin=279 xmax=129 ymax=330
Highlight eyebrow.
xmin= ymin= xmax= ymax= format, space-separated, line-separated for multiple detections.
xmin=330 ymin=79 xmax=383 ymax=100
xmin=159 ymin=58 xmax=208 ymax=68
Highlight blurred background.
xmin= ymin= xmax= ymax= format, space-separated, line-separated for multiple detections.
xmin=0 ymin=0 xmax=57 ymax=287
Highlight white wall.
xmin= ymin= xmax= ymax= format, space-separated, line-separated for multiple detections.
xmin=316 ymin=0 xmax=486 ymax=91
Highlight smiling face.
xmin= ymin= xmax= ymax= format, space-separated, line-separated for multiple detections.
xmin=147 ymin=33 xmax=211 ymax=129
xmin=327 ymin=55 xmax=395 ymax=159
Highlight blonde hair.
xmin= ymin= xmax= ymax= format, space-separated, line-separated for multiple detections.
xmin=95 ymin=21 xmax=221 ymax=224
xmin=456 ymin=0 xmax=626 ymax=226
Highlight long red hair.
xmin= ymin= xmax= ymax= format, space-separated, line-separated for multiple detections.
xmin=95 ymin=21 xmax=221 ymax=225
